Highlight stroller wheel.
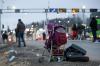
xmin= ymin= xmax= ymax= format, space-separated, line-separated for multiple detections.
xmin=38 ymin=57 xmax=44 ymax=63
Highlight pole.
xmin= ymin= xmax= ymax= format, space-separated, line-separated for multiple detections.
xmin=44 ymin=0 xmax=49 ymax=34
xmin=82 ymin=10 xmax=86 ymax=39
xmin=0 ymin=14 xmax=1 ymax=33
xmin=45 ymin=0 xmax=49 ymax=26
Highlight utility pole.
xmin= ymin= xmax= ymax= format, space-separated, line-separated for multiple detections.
xmin=45 ymin=0 xmax=50 ymax=27
xmin=0 ymin=0 xmax=5 ymax=33
xmin=0 ymin=13 xmax=1 ymax=33
xmin=44 ymin=0 xmax=50 ymax=34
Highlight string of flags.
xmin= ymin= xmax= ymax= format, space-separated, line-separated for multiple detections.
xmin=0 ymin=8 xmax=99 ymax=14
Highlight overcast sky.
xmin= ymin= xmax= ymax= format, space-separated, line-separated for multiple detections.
xmin=0 ymin=0 xmax=100 ymax=30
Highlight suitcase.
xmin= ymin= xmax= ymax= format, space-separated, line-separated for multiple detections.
xmin=64 ymin=44 xmax=89 ymax=62
xmin=66 ymin=54 xmax=89 ymax=62
xmin=65 ymin=44 xmax=86 ymax=55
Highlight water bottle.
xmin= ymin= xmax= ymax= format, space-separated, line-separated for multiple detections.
xmin=58 ymin=57 xmax=61 ymax=62
xmin=8 ymin=56 xmax=15 ymax=62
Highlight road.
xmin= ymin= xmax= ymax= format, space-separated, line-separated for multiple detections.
xmin=0 ymin=40 xmax=100 ymax=66
xmin=25 ymin=40 xmax=100 ymax=61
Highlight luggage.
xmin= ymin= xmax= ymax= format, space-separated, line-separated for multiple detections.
xmin=66 ymin=54 xmax=89 ymax=62
xmin=65 ymin=44 xmax=86 ymax=55
xmin=64 ymin=44 xmax=89 ymax=62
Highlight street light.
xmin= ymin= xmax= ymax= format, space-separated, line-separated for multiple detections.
xmin=67 ymin=20 xmax=70 ymax=23
xmin=58 ymin=20 xmax=61 ymax=23
xmin=82 ymin=5 xmax=86 ymax=37
xmin=82 ymin=5 xmax=86 ymax=23
xmin=82 ymin=5 xmax=86 ymax=9
xmin=96 ymin=16 xmax=98 ymax=18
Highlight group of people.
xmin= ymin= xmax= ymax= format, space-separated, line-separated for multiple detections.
xmin=71 ymin=17 xmax=99 ymax=43
xmin=1 ymin=17 xmax=98 ymax=46
xmin=71 ymin=24 xmax=85 ymax=40
xmin=1 ymin=30 xmax=14 ymax=44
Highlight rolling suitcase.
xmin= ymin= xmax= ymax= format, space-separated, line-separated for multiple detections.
xmin=65 ymin=44 xmax=86 ymax=55
xmin=66 ymin=54 xmax=89 ymax=62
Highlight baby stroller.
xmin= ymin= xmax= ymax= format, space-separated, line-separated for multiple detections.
xmin=45 ymin=24 xmax=67 ymax=62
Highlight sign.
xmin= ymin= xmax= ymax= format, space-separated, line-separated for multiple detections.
xmin=49 ymin=8 xmax=58 ymax=13
xmin=15 ymin=9 xmax=20 ymax=13
xmin=96 ymin=19 xmax=100 ymax=38
xmin=58 ymin=8 xmax=66 ymax=13
xmin=90 ymin=9 xmax=97 ymax=12
xmin=0 ymin=9 xmax=2 ymax=14
xmin=72 ymin=8 xmax=79 ymax=13
xmin=45 ymin=8 xmax=58 ymax=13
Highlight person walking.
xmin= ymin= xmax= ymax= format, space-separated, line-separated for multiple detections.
xmin=17 ymin=19 xmax=26 ymax=47
xmin=90 ymin=17 xmax=97 ymax=42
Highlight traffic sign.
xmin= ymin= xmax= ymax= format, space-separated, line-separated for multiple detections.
xmin=72 ymin=8 xmax=79 ymax=13
xmin=49 ymin=8 xmax=58 ymax=13
xmin=90 ymin=9 xmax=98 ymax=12
xmin=58 ymin=8 xmax=66 ymax=13
xmin=15 ymin=9 xmax=20 ymax=13
xmin=0 ymin=9 xmax=2 ymax=14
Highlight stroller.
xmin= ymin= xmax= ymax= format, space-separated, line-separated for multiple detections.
xmin=45 ymin=24 xmax=67 ymax=62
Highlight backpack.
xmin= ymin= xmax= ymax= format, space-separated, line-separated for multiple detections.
xmin=53 ymin=26 xmax=67 ymax=47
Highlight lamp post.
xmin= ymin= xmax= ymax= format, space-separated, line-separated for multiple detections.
xmin=0 ymin=0 xmax=4 ymax=33
xmin=82 ymin=5 xmax=86 ymax=24
xmin=45 ymin=0 xmax=49 ymax=35
xmin=82 ymin=5 xmax=86 ymax=38
xmin=0 ymin=12 xmax=1 ymax=33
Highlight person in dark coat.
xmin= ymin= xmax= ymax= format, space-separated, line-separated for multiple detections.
xmin=42 ymin=32 xmax=46 ymax=40
xmin=77 ymin=24 xmax=85 ymax=40
xmin=15 ymin=28 xmax=19 ymax=42
xmin=90 ymin=17 xmax=97 ymax=42
xmin=17 ymin=19 xmax=26 ymax=47
xmin=2 ymin=31 xmax=8 ymax=43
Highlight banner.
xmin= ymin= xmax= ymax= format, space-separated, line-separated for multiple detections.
xmin=96 ymin=19 xmax=100 ymax=38
xmin=90 ymin=9 xmax=97 ymax=12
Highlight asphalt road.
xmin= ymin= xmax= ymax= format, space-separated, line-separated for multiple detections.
xmin=0 ymin=40 xmax=100 ymax=66
xmin=25 ymin=40 xmax=100 ymax=62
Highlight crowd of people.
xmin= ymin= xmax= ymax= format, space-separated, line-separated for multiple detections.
xmin=0 ymin=17 xmax=99 ymax=47
xmin=0 ymin=19 xmax=26 ymax=47
xmin=70 ymin=17 xmax=100 ymax=43
xmin=69 ymin=23 xmax=85 ymax=40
